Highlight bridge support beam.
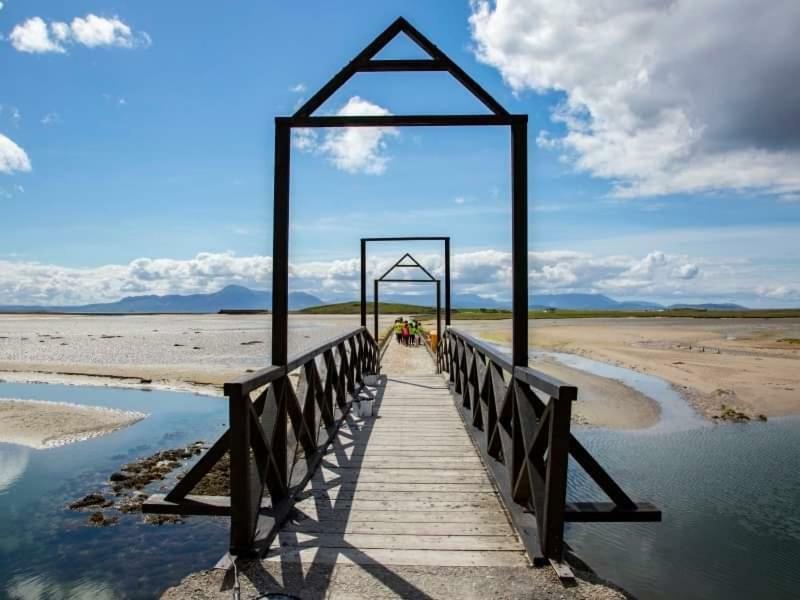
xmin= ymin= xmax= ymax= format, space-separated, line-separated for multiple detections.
xmin=511 ymin=117 xmax=528 ymax=369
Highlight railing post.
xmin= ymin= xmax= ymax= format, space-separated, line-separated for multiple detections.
xmin=228 ymin=386 xmax=255 ymax=555
xmin=271 ymin=378 xmax=288 ymax=490
xmin=435 ymin=280 xmax=441 ymax=372
xmin=374 ymin=280 xmax=380 ymax=366
xmin=542 ymin=395 xmax=572 ymax=559
xmin=360 ymin=238 xmax=367 ymax=328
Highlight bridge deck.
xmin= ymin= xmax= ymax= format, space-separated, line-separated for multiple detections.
xmin=264 ymin=337 xmax=528 ymax=567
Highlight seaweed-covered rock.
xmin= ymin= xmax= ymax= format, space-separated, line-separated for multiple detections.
xmin=144 ymin=514 xmax=184 ymax=525
xmin=69 ymin=493 xmax=112 ymax=510
xmin=88 ymin=512 xmax=119 ymax=527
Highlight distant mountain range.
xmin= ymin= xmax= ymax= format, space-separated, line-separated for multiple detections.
xmin=0 ymin=285 xmax=322 ymax=313
xmin=378 ymin=291 xmax=747 ymax=311
xmin=0 ymin=286 xmax=747 ymax=314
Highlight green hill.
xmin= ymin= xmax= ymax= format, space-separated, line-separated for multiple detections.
xmin=299 ymin=301 xmax=437 ymax=315
xmin=299 ymin=302 xmax=799 ymax=320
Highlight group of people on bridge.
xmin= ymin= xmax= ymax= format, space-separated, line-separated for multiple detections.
xmin=393 ymin=318 xmax=424 ymax=347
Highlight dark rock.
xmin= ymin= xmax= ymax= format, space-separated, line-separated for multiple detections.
xmin=145 ymin=514 xmax=184 ymax=525
xmin=88 ymin=512 xmax=119 ymax=527
xmin=69 ymin=493 xmax=108 ymax=510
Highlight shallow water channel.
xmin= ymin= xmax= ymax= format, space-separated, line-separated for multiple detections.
xmin=0 ymin=382 xmax=229 ymax=599
xmin=1 ymin=355 xmax=799 ymax=599
xmin=530 ymin=349 xmax=800 ymax=599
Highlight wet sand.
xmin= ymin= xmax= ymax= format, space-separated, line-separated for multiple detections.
xmin=5 ymin=314 xmax=796 ymax=429
xmin=0 ymin=314 xmax=398 ymax=393
xmin=455 ymin=318 xmax=800 ymax=421
xmin=0 ymin=398 xmax=146 ymax=449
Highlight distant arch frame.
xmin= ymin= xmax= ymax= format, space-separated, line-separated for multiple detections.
xmin=372 ymin=252 xmax=442 ymax=360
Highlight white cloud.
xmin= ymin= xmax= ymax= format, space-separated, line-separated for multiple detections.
xmin=674 ymin=264 xmax=699 ymax=280
xmin=469 ymin=0 xmax=800 ymax=199
xmin=453 ymin=196 xmax=466 ymax=205
xmin=9 ymin=17 xmax=65 ymax=53
xmin=294 ymin=96 xmax=399 ymax=175
xmin=291 ymin=128 xmax=317 ymax=152
xmin=0 ymin=105 xmax=22 ymax=127
xmin=0 ymin=134 xmax=31 ymax=174
xmin=6 ymin=248 xmax=793 ymax=307
xmin=8 ymin=14 xmax=149 ymax=54
xmin=70 ymin=14 xmax=140 ymax=48
xmin=41 ymin=112 xmax=59 ymax=125
xmin=290 ymin=83 xmax=307 ymax=93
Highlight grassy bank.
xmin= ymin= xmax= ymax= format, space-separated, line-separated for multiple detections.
xmin=298 ymin=302 xmax=800 ymax=320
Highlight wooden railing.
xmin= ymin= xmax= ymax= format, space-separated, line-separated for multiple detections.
xmin=438 ymin=327 xmax=660 ymax=565
xmin=143 ymin=326 xmax=379 ymax=556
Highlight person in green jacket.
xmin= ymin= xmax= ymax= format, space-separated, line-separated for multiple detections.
xmin=393 ymin=318 xmax=403 ymax=344
xmin=409 ymin=321 xmax=418 ymax=347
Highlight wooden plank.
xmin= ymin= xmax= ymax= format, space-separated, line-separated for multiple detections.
xmin=312 ymin=473 xmax=491 ymax=485
xmin=143 ymin=494 xmax=270 ymax=516
xmin=549 ymin=559 xmax=576 ymax=583
xmin=299 ymin=489 xmax=499 ymax=501
xmin=292 ymin=508 xmax=511 ymax=524
xmin=308 ymin=481 xmax=496 ymax=493
xmin=277 ymin=532 xmax=521 ymax=552
xmin=340 ymin=449 xmax=477 ymax=457
xmin=321 ymin=462 xmax=485 ymax=471
xmin=295 ymin=499 xmax=499 ymax=512
xmin=263 ymin=547 xmax=529 ymax=567
xmin=284 ymin=521 xmax=514 ymax=536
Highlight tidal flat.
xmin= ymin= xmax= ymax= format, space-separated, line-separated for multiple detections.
xmin=0 ymin=313 xmax=398 ymax=393
xmin=451 ymin=317 xmax=800 ymax=423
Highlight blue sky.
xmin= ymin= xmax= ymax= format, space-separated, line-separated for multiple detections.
xmin=1 ymin=0 xmax=798 ymax=307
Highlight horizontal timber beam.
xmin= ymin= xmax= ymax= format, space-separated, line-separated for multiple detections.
xmin=359 ymin=59 xmax=447 ymax=72
xmin=283 ymin=114 xmax=526 ymax=128
xmin=361 ymin=236 xmax=449 ymax=241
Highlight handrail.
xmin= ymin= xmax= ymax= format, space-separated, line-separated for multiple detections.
xmin=224 ymin=327 xmax=376 ymax=395
xmin=144 ymin=325 xmax=380 ymax=557
xmin=437 ymin=327 xmax=660 ymax=567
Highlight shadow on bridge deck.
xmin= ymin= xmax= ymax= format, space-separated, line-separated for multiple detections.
xmin=160 ymin=340 xmax=625 ymax=599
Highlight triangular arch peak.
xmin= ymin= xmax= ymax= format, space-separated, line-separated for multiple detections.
xmin=293 ymin=17 xmax=509 ymax=119
xmin=378 ymin=252 xmax=437 ymax=282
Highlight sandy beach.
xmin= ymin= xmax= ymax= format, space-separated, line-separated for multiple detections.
xmin=0 ymin=313 xmax=397 ymax=393
xmin=0 ymin=398 xmax=146 ymax=449
xmin=454 ymin=317 xmax=800 ymax=421
xmin=3 ymin=314 xmax=798 ymax=429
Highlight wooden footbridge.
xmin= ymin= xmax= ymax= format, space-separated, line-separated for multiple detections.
xmin=144 ymin=15 xmax=660 ymax=595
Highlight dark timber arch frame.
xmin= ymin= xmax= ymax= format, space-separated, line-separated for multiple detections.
xmin=373 ymin=252 xmax=441 ymax=359
xmin=360 ymin=235 xmax=450 ymax=335
xmin=143 ymin=16 xmax=660 ymax=576
xmin=271 ymin=16 xmax=528 ymax=371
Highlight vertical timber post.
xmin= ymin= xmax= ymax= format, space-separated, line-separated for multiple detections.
xmin=444 ymin=238 xmax=451 ymax=326
xmin=542 ymin=394 xmax=572 ymax=558
xmin=373 ymin=280 xmax=379 ymax=351
xmin=511 ymin=117 xmax=528 ymax=368
xmin=360 ymin=238 xmax=367 ymax=328
xmin=272 ymin=118 xmax=291 ymax=367
xmin=228 ymin=386 xmax=254 ymax=555
xmin=436 ymin=279 xmax=441 ymax=371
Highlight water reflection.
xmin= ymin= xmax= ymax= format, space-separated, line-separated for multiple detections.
xmin=534 ymin=349 xmax=708 ymax=433
xmin=0 ymin=444 xmax=29 ymax=494
xmin=8 ymin=573 xmax=117 ymax=600
xmin=568 ymin=419 xmax=800 ymax=600
xmin=0 ymin=382 xmax=229 ymax=599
